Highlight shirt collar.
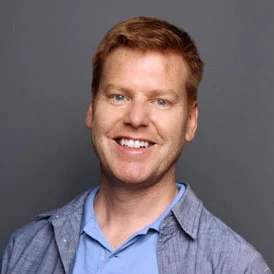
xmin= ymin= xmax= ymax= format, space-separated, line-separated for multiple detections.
xmin=148 ymin=183 xmax=185 ymax=232
xmin=81 ymin=184 xmax=186 ymax=235
xmin=80 ymin=186 xmax=99 ymax=233
xmin=35 ymin=183 xmax=202 ymax=241
xmin=170 ymin=184 xmax=203 ymax=240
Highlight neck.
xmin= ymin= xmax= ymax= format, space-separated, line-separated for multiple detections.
xmin=97 ymin=179 xmax=178 ymax=217
xmin=94 ymin=177 xmax=178 ymax=249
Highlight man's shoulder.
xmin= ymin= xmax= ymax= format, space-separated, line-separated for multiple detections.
xmin=1 ymin=189 xmax=91 ymax=273
xmin=4 ymin=189 xmax=90 ymax=244
xmin=199 ymin=205 xmax=269 ymax=272
xmin=181 ymin=185 xmax=271 ymax=273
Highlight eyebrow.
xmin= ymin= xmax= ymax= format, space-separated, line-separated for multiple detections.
xmin=104 ymin=84 xmax=179 ymax=99
xmin=104 ymin=84 xmax=130 ymax=93
xmin=149 ymin=89 xmax=179 ymax=99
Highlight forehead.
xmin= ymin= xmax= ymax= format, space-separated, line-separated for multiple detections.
xmin=101 ymin=47 xmax=188 ymax=89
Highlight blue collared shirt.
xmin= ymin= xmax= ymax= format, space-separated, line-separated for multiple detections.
xmin=72 ymin=184 xmax=185 ymax=274
xmin=2 ymin=185 xmax=271 ymax=273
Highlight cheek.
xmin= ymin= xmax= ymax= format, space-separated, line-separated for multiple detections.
xmin=152 ymin=111 xmax=188 ymax=136
xmin=95 ymin=101 xmax=126 ymax=123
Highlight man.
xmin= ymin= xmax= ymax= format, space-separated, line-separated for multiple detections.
xmin=1 ymin=16 xmax=271 ymax=274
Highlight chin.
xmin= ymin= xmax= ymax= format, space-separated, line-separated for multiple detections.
xmin=103 ymin=169 xmax=154 ymax=188
xmin=112 ymin=170 xmax=171 ymax=190
xmin=115 ymin=174 xmax=151 ymax=186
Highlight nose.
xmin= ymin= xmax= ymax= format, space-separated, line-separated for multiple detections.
xmin=124 ymin=99 xmax=150 ymax=128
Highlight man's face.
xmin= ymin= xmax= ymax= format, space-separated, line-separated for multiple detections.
xmin=86 ymin=47 xmax=198 ymax=186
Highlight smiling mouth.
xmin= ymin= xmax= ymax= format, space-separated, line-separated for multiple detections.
xmin=115 ymin=138 xmax=154 ymax=148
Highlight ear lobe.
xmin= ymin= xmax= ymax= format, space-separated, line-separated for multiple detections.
xmin=85 ymin=103 xmax=93 ymax=129
xmin=185 ymin=101 xmax=198 ymax=142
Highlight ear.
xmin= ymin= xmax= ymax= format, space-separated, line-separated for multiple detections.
xmin=185 ymin=101 xmax=198 ymax=142
xmin=85 ymin=102 xmax=93 ymax=129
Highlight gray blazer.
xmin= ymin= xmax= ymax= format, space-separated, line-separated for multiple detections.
xmin=1 ymin=185 xmax=271 ymax=274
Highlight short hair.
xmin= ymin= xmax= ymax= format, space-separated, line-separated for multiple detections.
xmin=92 ymin=16 xmax=204 ymax=104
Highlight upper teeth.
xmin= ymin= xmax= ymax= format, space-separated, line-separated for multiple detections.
xmin=119 ymin=138 xmax=150 ymax=148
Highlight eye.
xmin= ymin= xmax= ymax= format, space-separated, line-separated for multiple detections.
xmin=108 ymin=94 xmax=128 ymax=105
xmin=156 ymin=99 xmax=167 ymax=106
xmin=153 ymin=98 xmax=173 ymax=110
xmin=115 ymin=95 xmax=126 ymax=101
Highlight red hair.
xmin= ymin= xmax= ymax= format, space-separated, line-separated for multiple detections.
xmin=92 ymin=16 xmax=204 ymax=104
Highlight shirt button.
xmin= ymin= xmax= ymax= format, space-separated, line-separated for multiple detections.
xmin=63 ymin=238 xmax=67 ymax=243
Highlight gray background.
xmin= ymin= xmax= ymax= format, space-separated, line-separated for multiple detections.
xmin=1 ymin=0 xmax=273 ymax=269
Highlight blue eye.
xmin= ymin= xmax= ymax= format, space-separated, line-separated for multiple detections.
xmin=115 ymin=95 xmax=125 ymax=101
xmin=156 ymin=99 xmax=166 ymax=105
xmin=108 ymin=94 xmax=128 ymax=105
